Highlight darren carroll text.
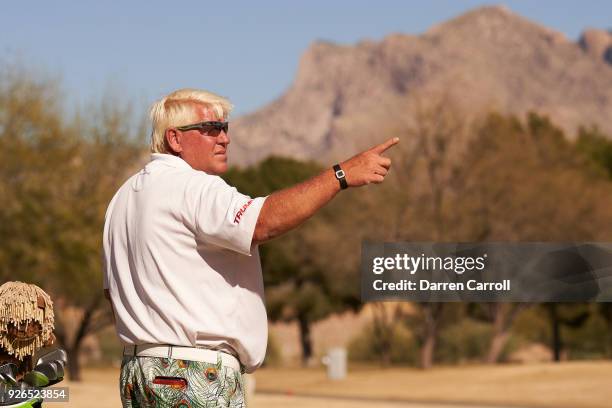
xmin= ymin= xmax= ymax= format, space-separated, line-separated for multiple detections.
xmin=373 ymin=279 xmax=511 ymax=291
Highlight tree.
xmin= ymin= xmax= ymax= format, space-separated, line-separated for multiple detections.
xmin=384 ymin=91 xmax=468 ymax=369
xmin=545 ymin=303 xmax=591 ymax=361
xmin=47 ymin=135 xmax=143 ymax=380
xmin=467 ymin=303 xmax=526 ymax=363
xmin=575 ymin=125 xmax=612 ymax=179
xmin=0 ymin=65 xmax=145 ymax=380
xmin=225 ymin=157 xmax=362 ymax=365
xmin=599 ymin=303 xmax=612 ymax=358
xmin=451 ymin=112 xmax=612 ymax=362
xmin=574 ymin=126 xmax=612 ymax=360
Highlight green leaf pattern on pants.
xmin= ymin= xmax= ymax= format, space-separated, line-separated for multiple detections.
xmin=120 ymin=355 xmax=245 ymax=408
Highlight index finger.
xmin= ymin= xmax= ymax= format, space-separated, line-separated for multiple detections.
xmin=371 ymin=137 xmax=400 ymax=154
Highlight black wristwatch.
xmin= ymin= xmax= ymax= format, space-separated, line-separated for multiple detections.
xmin=333 ymin=164 xmax=348 ymax=190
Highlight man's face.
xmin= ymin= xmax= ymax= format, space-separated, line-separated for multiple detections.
xmin=167 ymin=103 xmax=230 ymax=174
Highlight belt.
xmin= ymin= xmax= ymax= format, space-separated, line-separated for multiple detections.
xmin=123 ymin=344 xmax=243 ymax=372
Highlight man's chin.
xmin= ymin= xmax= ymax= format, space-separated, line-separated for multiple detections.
xmin=212 ymin=161 xmax=228 ymax=175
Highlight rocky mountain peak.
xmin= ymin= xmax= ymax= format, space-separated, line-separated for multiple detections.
xmin=579 ymin=28 xmax=612 ymax=64
xmin=426 ymin=4 xmax=568 ymax=48
xmin=228 ymin=6 xmax=612 ymax=167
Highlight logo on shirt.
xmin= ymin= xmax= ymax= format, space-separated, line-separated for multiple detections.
xmin=234 ymin=199 xmax=254 ymax=224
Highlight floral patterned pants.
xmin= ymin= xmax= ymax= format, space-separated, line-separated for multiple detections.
xmin=120 ymin=354 xmax=245 ymax=408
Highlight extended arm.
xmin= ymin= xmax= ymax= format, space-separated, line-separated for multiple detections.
xmin=253 ymin=137 xmax=399 ymax=244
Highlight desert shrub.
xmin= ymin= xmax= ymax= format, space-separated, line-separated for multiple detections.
xmin=512 ymin=304 xmax=610 ymax=360
xmin=435 ymin=319 xmax=492 ymax=364
xmin=262 ymin=331 xmax=282 ymax=367
xmin=512 ymin=306 xmax=550 ymax=344
xmin=348 ymin=321 xmax=418 ymax=365
xmin=563 ymin=309 xmax=609 ymax=359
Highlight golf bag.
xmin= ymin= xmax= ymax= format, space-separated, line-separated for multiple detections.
xmin=0 ymin=349 xmax=67 ymax=408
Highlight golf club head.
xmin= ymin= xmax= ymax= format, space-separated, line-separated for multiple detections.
xmin=23 ymin=370 xmax=49 ymax=388
xmin=49 ymin=361 xmax=64 ymax=385
xmin=34 ymin=363 xmax=59 ymax=382
xmin=53 ymin=360 xmax=64 ymax=379
xmin=0 ymin=381 xmax=7 ymax=403
xmin=0 ymin=364 xmax=17 ymax=387
xmin=0 ymin=373 xmax=16 ymax=388
xmin=47 ymin=361 xmax=63 ymax=380
xmin=35 ymin=349 xmax=67 ymax=368
xmin=36 ymin=361 xmax=64 ymax=385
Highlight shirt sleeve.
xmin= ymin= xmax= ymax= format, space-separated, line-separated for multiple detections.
xmin=184 ymin=174 xmax=267 ymax=256
xmin=102 ymin=257 xmax=109 ymax=289
xmin=102 ymin=190 xmax=120 ymax=290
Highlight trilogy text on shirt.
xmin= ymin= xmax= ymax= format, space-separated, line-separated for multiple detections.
xmin=373 ymin=279 xmax=511 ymax=292
xmin=233 ymin=199 xmax=254 ymax=224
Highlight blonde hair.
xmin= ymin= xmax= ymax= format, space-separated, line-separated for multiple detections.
xmin=0 ymin=281 xmax=54 ymax=361
xmin=149 ymin=88 xmax=233 ymax=153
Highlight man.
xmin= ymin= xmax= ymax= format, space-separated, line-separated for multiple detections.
xmin=102 ymin=88 xmax=398 ymax=407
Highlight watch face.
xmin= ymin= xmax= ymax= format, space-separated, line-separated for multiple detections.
xmin=335 ymin=170 xmax=345 ymax=179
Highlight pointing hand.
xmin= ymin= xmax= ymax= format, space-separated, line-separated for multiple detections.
xmin=340 ymin=137 xmax=399 ymax=187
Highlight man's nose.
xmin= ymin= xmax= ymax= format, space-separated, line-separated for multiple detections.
xmin=218 ymin=130 xmax=230 ymax=145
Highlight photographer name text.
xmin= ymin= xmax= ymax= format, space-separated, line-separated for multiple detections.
xmin=373 ymin=279 xmax=511 ymax=291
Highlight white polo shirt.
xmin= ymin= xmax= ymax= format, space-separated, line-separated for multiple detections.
xmin=102 ymin=153 xmax=268 ymax=373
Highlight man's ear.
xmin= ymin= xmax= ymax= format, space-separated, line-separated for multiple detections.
xmin=165 ymin=128 xmax=182 ymax=154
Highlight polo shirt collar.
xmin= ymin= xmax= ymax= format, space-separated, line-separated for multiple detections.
xmin=150 ymin=153 xmax=193 ymax=170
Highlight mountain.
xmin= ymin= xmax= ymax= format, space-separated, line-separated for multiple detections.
xmin=579 ymin=28 xmax=612 ymax=63
xmin=228 ymin=5 xmax=612 ymax=167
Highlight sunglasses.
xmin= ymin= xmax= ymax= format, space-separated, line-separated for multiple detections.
xmin=176 ymin=121 xmax=229 ymax=136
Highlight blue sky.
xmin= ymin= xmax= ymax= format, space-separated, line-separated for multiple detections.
xmin=1 ymin=1 xmax=610 ymax=117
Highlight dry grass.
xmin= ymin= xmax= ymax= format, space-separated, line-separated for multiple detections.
xmin=255 ymin=361 xmax=612 ymax=408
xmin=55 ymin=361 xmax=612 ymax=408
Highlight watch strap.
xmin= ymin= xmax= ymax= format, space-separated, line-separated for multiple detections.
xmin=333 ymin=164 xmax=348 ymax=190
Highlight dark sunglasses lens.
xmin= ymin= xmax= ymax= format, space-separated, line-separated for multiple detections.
xmin=209 ymin=122 xmax=228 ymax=134
xmin=185 ymin=122 xmax=228 ymax=136
xmin=207 ymin=126 xmax=221 ymax=137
